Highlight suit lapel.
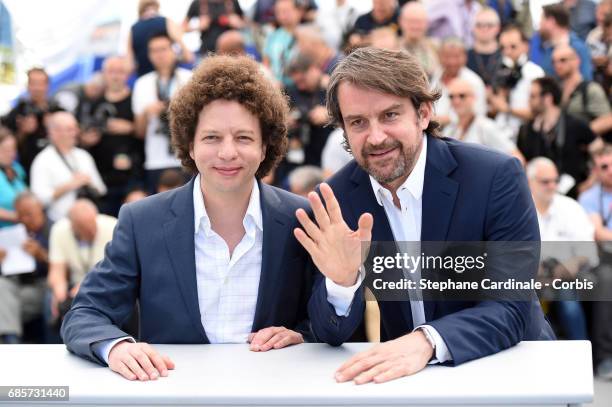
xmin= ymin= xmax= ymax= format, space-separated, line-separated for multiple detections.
xmin=251 ymin=182 xmax=291 ymax=331
xmin=421 ymin=136 xmax=459 ymax=321
xmin=421 ymin=137 xmax=459 ymax=242
xmin=163 ymin=178 xmax=208 ymax=342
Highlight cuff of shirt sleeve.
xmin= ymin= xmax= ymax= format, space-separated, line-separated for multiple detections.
xmin=96 ymin=336 xmax=136 ymax=365
xmin=325 ymin=267 xmax=364 ymax=317
xmin=415 ymin=325 xmax=452 ymax=364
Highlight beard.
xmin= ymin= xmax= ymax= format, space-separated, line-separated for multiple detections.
xmin=359 ymin=135 xmax=422 ymax=185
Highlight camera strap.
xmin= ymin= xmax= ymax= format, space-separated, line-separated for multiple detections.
xmin=155 ymin=64 xmax=178 ymax=102
xmin=0 ymin=165 xmax=17 ymax=183
xmin=599 ymin=185 xmax=612 ymax=227
xmin=54 ymin=145 xmax=78 ymax=173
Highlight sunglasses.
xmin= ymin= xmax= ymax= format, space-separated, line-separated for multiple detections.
xmin=475 ymin=22 xmax=497 ymax=28
xmin=449 ymin=93 xmax=469 ymax=100
xmin=500 ymin=44 xmax=519 ymax=50
xmin=552 ymin=56 xmax=574 ymax=64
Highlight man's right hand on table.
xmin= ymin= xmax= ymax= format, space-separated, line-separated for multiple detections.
xmin=108 ymin=341 xmax=175 ymax=381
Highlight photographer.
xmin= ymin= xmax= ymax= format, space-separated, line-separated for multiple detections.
xmin=1 ymin=67 xmax=63 ymax=175
xmin=182 ymin=0 xmax=244 ymax=56
xmin=280 ymin=53 xmax=331 ymax=183
xmin=29 ymin=112 xmax=106 ymax=222
xmin=133 ymin=33 xmax=191 ymax=193
xmin=80 ymin=57 xmax=141 ymax=217
xmin=488 ymin=24 xmax=544 ymax=143
xmin=517 ymin=77 xmax=595 ymax=198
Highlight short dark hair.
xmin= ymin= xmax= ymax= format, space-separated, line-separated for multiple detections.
xmin=26 ymin=67 xmax=49 ymax=83
xmin=157 ymin=168 xmax=185 ymax=190
xmin=533 ymin=76 xmax=562 ymax=106
xmin=500 ymin=23 xmax=528 ymax=43
xmin=326 ymin=47 xmax=441 ymax=136
xmin=147 ymin=32 xmax=173 ymax=47
xmin=604 ymin=12 xmax=612 ymax=29
xmin=169 ymin=55 xmax=289 ymax=178
xmin=542 ymin=4 xmax=570 ymax=28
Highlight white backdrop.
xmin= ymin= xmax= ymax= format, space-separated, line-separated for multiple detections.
xmin=0 ymin=0 xmax=373 ymax=114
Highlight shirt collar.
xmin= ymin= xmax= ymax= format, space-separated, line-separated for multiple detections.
xmin=369 ymin=134 xmax=428 ymax=206
xmin=193 ymin=174 xmax=263 ymax=235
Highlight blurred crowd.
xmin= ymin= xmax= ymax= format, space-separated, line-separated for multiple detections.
xmin=1 ymin=0 xmax=612 ymax=377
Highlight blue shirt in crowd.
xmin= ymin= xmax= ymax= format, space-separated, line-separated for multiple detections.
xmin=579 ymin=183 xmax=612 ymax=226
xmin=0 ymin=162 xmax=27 ymax=228
xmin=529 ymin=31 xmax=593 ymax=81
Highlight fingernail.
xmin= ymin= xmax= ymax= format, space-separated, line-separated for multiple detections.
xmin=335 ymin=373 xmax=344 ymax=382
xmin=151 ymin=371 xmax=159 ymax=379
xmin=161 ymin=370 xmax=168 ymax=377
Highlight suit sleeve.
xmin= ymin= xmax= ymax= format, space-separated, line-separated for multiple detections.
xmin=61 ymin=204 xmax=140 ymax=366
xmin=292 ymin=255 xmax=317 ymax=343
xmin=308 ymin=272 xmax=366 ymax=346
xmin=426 ymin=157 xmax=548 ymax=365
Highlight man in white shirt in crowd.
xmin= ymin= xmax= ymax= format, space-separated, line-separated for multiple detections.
xmin=431 ymin=37 xmax=487 ymax=126
xmin=578 ymin=144 xmax=612 ymax=379
xmin=442 ymin=78 xmax=522 ymax=161
xmin=527 ymin=157 xmax=598 ymax=340
xmin=132 ymin=32 xmax=192 ymax=193
xmin=47 ymin=199 xmax=116 ymax=322
xmin=489 ymin=24 xmax=545 ymax=143
xmin=314 ymin=0 xmax=358 ymax=52
xmin=30 ymin=112 xmax=106 ymax=222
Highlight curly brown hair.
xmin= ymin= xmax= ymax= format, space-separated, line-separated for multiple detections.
xmin=169 ymin=55 xmax=289 ymax=178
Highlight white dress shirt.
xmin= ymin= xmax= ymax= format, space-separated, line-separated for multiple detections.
xmin=96 ymin=176 xmax=263 ymax=363
xmin=326 ymin=136 xmax=452 ymax=363
xmin=432 ymin=67 xmax=488 ymax=120
xmin=442 ymin=115 xmax=516 ymax=154
xmin=193 ymin=175 xmax=263 ymax=344
xmin=30 ymin=145 xmax=107 ymax=222
xmin=537 ymin=194 xmax=599 ymax=267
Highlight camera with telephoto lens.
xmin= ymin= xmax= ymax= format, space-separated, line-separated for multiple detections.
xmin=20 ymin=101 xmax=44 ymax=117
xmin=157 ymin=101 xmax=171 ymax=137
xmin=492 ymin=64 xmax=522 ymax=91
xmin=288 ymin=108 xmax=312 ymax=146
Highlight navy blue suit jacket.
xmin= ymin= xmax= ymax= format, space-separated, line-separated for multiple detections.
xmin=309 ymin=135 xmax=555 ymax=365
xmin=62 ymin=178 xmax=314 ymax=365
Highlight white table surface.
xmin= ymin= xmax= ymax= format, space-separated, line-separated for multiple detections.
xmin=0 ymin=341 xmax=593 ymax=407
